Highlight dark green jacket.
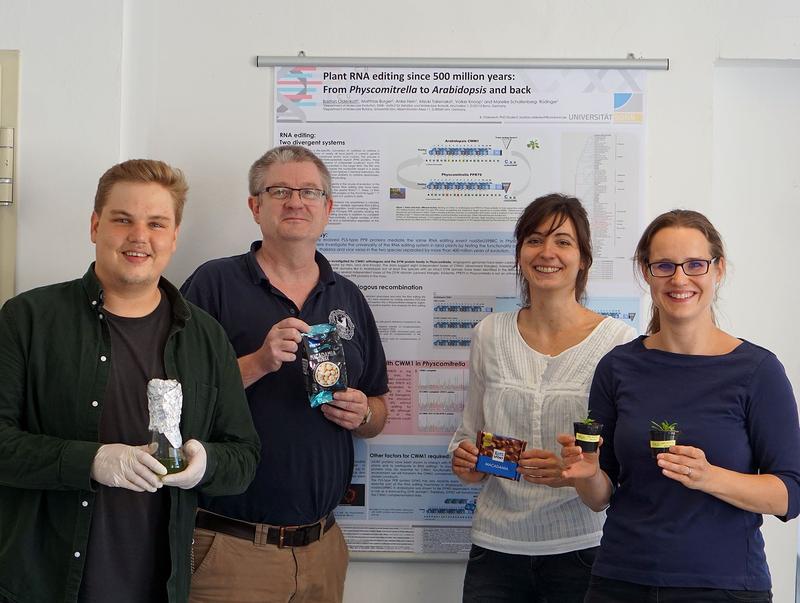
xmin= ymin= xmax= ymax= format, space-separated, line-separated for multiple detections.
xmin=0 ymin=266 xmax=260 ymax=603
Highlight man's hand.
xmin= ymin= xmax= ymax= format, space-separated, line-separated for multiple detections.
xmin=451 ymin=440 xmax=486 ymax=483
xmin=90 ymin=443 xmax=167 ymax=492
xmin=239 ymin=318 xmax=310 ymax=387
xmin=161 ymin=439 xmax=207 ymax=489
xmin=321 ymin=388 xmax=370 ymax=430
xmin=255 ymin=317 xmax=310 ymax=374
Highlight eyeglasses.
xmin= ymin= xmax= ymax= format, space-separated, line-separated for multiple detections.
xmin=647 ymin=257 xmax=718 ymax=277
xmin=258 ymin=186 xmax=327 ymax=202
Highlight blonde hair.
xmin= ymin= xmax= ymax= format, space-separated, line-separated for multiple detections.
xmin=94 ymin=159 xmax=189 ymax=225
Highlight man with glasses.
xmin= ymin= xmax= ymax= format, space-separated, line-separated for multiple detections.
xmin=181 ymin=145 xmax=389 ymax=602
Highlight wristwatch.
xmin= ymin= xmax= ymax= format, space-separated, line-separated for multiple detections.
xmin=360 ymin=404 xmax=373 ymax=426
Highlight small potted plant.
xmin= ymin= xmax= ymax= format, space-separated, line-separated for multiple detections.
xmin=649 ymin=420 xmax=679 ymax=458
xmin=573 ymin=413 xmax=603 ymax=453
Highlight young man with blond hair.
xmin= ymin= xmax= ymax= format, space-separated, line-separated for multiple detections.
xmin=0 ymin=159 xmax=260 ymax=603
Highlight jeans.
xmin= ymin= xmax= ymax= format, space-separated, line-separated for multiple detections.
xmin=462 ymin=544 xmax=597 ymax=603
xmin=584 ymin=575 xmax=773 ymax=603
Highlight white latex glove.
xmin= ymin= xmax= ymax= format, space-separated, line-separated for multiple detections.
xmin=90 ymin=443 xmax=167 ymax=492
xmin=160 ymin=439 xmax=207 ymax=489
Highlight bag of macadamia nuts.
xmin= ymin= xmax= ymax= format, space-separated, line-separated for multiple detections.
xmin=301 ymin=323 xmax=348 ymax=408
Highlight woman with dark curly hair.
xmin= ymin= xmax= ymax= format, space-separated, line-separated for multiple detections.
xmin=450 ymin=193 xmax=636 ymax=602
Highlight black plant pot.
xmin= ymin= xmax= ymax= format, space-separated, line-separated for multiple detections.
xmin=649 ymin=429 xmax=679 ymax=458
xmin=574 ymin=422 xmax=603 ymax=453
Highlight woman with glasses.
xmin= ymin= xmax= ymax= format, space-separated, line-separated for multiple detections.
xmin=560 ymin=209 xmax=800 ymax=602
xmin=449 ymin=194 xmax=636 ymax=602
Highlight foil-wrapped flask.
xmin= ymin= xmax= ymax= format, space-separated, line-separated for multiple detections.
xmin=147 ymin=379 xmax=186 ymax=474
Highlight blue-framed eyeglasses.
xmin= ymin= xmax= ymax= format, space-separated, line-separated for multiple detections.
xmin=647 ymin=257 xmax=718 ymax=277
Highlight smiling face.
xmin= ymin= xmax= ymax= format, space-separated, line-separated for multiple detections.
xmin=643 ymin=226 xmax=724 ymax=328
xmin=90 ymin=181 xmax=178 ymax=296
xmin=248 ymin=160 xmax=332 ymax=246
xmin=518 ymin=214 xmax=585 ymax=300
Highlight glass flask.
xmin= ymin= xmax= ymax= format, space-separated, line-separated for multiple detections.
xmin=150 ymin=430 xmax=186 ymax=474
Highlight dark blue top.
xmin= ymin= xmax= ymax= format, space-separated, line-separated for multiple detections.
xmin=590 ymin=336 xmax=800 ymax=590
xmin=181 ymin=242 xmax=388 ymax=525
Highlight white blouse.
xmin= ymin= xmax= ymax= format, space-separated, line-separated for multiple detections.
xmin=449 ymin=311 xmax=637 ymax=555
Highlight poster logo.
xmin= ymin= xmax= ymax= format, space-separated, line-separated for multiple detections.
xmin=613 ymin=92 xmax=643 ymax=123
xmin=276 ymin=66 xmax=320 ymax=123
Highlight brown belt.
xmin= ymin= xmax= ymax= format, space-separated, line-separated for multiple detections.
xmin=195 ymin=509 xmax=335 ymax=548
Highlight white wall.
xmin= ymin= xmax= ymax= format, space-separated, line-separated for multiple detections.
xmin=0 ymin=1 xmax=123 ymax=290
xmin=2 ymin=1 xmax=799 ymax=601
xmin=712 ymin=61 xmax=800 ymax=603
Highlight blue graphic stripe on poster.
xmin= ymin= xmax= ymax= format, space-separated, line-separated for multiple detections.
xmin=277 ymin=87 xmax=320 ymax=93
xmin=585 ymin=296 xmax=641 ymax=331
xmin=428 ymin=147 xmax=503 ymax=156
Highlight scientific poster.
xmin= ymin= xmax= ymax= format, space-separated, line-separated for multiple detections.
xmin=274 ymin=66 xmax=646 ymax=554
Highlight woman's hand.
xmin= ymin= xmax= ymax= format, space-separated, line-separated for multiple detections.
xmin=657 ymin=445 xmax=712 ymax=490
xmin=658 ymin=445 xmax=789 ymax=515
xmin=558 ymin=434 xmax=601 ymax=480
xmin=517 ymin=448 xmax=571 ymax=487
xmin=451 ymin=440 xmax=486 ymax=483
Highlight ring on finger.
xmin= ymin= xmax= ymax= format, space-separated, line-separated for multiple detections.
xmin=686 ymin=467 xmax=692 ymax=477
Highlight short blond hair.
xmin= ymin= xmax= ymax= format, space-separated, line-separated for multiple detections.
xmin=94 ymin=159 xmax=189 ymax=225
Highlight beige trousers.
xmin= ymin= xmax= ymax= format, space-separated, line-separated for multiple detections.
xmin=188 ymin=522 xmax=349 ymax=603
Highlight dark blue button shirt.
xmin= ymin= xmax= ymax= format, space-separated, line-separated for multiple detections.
xmin=181 ymin=242 xmax=388 ymax=525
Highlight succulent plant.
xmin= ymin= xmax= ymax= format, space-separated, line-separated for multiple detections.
xmin=650 ymin=420 xmax=678 ymax=431
xmin=577 ymin=412 xmax=597 ymax=425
